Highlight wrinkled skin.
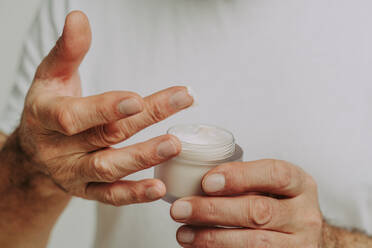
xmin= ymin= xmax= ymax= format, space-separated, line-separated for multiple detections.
xmin=15 ymin=10 xmax=194 ymax=206
xmin=171 ymin=160 xmax=324 ymax=248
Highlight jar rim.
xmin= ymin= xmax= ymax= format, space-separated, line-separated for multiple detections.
xmin=171 ymin=144 xmax=243 ymax=165
xmin=167 ymin=124 xmax=236 ymax=162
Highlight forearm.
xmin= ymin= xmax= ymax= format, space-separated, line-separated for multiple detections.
xmin=323 ymin=221 xmax=372 ymax=248
xmin=0 ymin=130 xmax=71 ymax=248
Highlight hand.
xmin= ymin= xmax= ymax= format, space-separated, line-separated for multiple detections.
xmin=14 ymin=11 xmax=193 ymax=206
xmin=170 ymin=159 xmax=323 ymax=247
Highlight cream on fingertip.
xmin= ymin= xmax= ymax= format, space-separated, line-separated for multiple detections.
xmin=186 ymin=86 xmax=198 ymax=107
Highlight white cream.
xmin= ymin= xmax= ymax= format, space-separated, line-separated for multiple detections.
xmin=154 ymin=124 xmax=243 ymax=203
xmin=169 ymin=124 xmax=233 ymax=145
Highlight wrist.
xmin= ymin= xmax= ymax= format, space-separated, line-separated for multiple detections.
xmin=0 ymin=128 xmax=66 ymax=197
xmin=0 ymin=129 xmax=71 ymax=245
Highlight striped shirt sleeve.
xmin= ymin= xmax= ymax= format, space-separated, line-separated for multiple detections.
xmin=0 ymin=0 xmax=69 ymax=134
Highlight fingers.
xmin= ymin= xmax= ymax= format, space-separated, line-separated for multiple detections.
xmin=35 ymin=91 xmax=144 ymax=136
xmin=79 ymin=134 xmax=181 ymax=182
xmin=85 ymin=179 xmax=166 ymax=206
xmin=170 ymin=195 xmax=295 ymax=232
xmin=202 ymin=159 xmax=306 ymax=197
xmin=82 ymin=86 xmax=193 ymax=148
xmin=176 ymin=226 xmax=294 ymax=248
xmin=36 ymin=11 xmax=92 ymax=80
xmin=31 ymin=86 xmax=192 ymax=148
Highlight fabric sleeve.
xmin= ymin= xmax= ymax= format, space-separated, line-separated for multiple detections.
xmin=0 ymin=0 xmax=70 ymax=134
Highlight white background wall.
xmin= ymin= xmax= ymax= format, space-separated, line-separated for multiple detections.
xmin=0 ymin=1 xmax=96 ymax=247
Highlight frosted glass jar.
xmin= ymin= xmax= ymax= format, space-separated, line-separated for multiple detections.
xmin=154 ymin=124 xmax=243 ymax=203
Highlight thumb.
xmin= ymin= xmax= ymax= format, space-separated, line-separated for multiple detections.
xmin=36 ymin=11 xmax=92 ymax=80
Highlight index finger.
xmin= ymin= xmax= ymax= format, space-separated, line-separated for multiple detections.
xmin=81 ymin=86 xmax=194 ymax=148
xmin=202 ymin=159 xmax=307 ymax=197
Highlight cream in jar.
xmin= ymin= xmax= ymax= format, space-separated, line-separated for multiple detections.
xmin=154 ymin=124 xmax=243 ymax=203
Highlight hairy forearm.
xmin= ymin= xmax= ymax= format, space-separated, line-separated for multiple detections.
xmin=0 ymin=130 xmax=71 ymax=248
xmin=323 ymin=221 xmax=372 ymax=247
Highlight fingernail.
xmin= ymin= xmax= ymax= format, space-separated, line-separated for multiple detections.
xmin=118 ymin=98 xmax=143 ymax=116
xmin=157 ymin=140 xmax=178 ymax=158
xmin=170 ymin=89 xmax=194 ymax=110
xmin=177 ymin=227 xmax=195 ymax=244
xmin=203 ymin=174 xmax=225 ymax=193
xmin=145 ymin=186 xmax=162 ymax=200
xmin=171 ymin=200 xmax=192 ymax=220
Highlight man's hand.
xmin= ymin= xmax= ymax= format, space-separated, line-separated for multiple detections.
xmin=0 ymin=11 xmax=193 ymax=247
xmin=170 ymin=160 xmax=372 ymax=247
xmin=170 ymin=159 xmax=323 ymax=247
xmin=15 ymin=10 xmax=193 ymax=205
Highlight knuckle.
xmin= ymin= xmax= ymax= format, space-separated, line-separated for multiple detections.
xmin=116 ymin=126 xmax=132 ymax=142
xmin=132 ymin=150 xmax=156 ymax=170
xmin=124 ymin=186 xmax=141 ymax=204
xmin=250 ymin=197 xmax=273 ymax=226
xmin=147 ymin=100 xmax=167 ymax=123
xmin=25 ymin=94 xmax=48 ymax=124
xmin=97 ymin=107 xmax=114 ymax=124
xmin=85 ymin=126 xmax=106 ymax=148
xmin=205 ymin=200 xmax=219 ymax=219
xmin=103 ymin=188 xmax=122 ymax=207
xmin=91 ymin=156 xmax=117 ymax=182
xmin=86 ymin=126 xmax=117 ymax=148
xmin=119 ymin=120 xmax=137 ymax=139
xmin=56 ymin=106 xmax=77 ymax=135
xmin=251 ymin=233 xmax=271 ymax=248
xmin=25 ymin=96 xmax=40 ymax=118
xmin=198 ymin=230 xmax=217 ymax=248
xmin=47 ymin=162 xmax=70 ymax=183
xmin=269 ymin=159 xmax=292 ymax=190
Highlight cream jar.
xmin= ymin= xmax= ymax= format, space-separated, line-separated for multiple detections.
xmin=154 ymin=124 xmax=243 ymax=203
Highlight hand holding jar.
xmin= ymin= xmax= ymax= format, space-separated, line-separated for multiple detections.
xmin=155 ymin=124 xmax=323 ymax=248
